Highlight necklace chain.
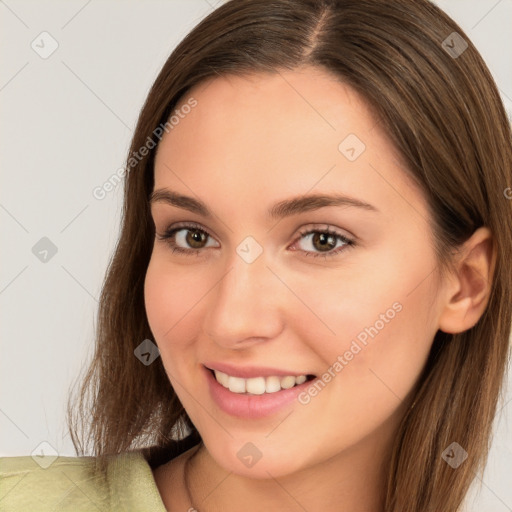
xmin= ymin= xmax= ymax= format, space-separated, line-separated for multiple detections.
xmin=184 ymin=444 xmax=201 ymax=512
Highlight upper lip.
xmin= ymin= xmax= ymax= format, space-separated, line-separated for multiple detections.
xmin=204 ymin=362 xmax=313 ymax=379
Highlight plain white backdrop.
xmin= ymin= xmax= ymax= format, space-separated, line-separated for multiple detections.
xmin=1 ymin=1 xmax=511 ymax=511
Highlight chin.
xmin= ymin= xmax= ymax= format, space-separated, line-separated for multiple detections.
xmin=202 ymin=436 xmax=311 ymax=480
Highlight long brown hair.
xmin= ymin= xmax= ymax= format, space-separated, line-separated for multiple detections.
xmin=67 ymin=1 xmax=512 ymax=510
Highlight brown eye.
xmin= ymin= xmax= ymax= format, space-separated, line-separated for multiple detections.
xmin=155 ymin=222 xmax=219 ymax=256
xmin=310 ymin=232 xmax=338 ymax=252
xmin=291 ymin=227 xmax=355 ymax=259
xmin=186 ymin=229 xmax=208 ymax=249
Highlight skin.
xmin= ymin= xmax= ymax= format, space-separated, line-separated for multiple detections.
xmin=144 ymin=65 xmax=494 ymax=512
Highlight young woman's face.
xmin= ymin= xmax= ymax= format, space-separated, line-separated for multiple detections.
xmin=145 ymin=66 xmax=444 ymax=478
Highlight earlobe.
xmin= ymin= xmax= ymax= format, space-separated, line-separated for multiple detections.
xmin=438 ymin=227 xmax=495 ymax=334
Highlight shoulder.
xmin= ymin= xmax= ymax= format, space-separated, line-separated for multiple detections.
xmin=0 ymin=450 xmax=167 ymax=511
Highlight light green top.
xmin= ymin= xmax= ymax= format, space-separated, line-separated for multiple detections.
xmin=0 ymin=450 xmax=168 ymax=511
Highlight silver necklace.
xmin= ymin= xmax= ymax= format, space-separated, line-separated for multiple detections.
xmin=184 ymin=444 xmax=202 ymax=512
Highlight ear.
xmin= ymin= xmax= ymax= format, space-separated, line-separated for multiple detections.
xmin=438 ymin=226 xmax=496 ymax=334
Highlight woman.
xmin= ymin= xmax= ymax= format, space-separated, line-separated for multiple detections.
xmin=1 ymin=0 xmax=510 ymax=510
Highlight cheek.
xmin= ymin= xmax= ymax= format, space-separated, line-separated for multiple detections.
xmin=286 ymin=242 xmax=435 ymax=362
xmin=294 ymin=245 xmax=438 ymax=431
xmin=143 ymin=259 xmax=206 ymax=414
xmin=144 ymin=258 xmax=202 ymax=361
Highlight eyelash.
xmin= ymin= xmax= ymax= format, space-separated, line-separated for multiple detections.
xmin=155 ymin=221 xmax=355 ymax=260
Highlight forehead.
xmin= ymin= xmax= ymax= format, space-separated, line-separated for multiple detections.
xmin=162 ymin=67 xmax=376 ymax=156
xmin=153 ymin=66 xmax=428 ymax=224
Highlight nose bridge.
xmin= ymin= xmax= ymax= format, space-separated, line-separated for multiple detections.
xmin=204 ymin=241 xmax=283 ymax=346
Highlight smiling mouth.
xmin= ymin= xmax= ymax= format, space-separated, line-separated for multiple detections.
xmin=208 ymin=368 xmax=316 ymax=395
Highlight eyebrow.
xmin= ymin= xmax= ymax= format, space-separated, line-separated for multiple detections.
xmin=149 ymin=188 xmax=379 ymax=220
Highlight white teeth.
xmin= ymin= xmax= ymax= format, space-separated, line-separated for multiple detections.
xmin=246 ymin=377 xmax=266 ymax=395
xmin=216 ymin=370 xmax=229 ymax=387
xmin=213 ymin=370 xmax=309 ymax=394
xmin=280 ymin=375 xmax=296 ymax=389
xmin=265 ymin=376 xmax=281 ymax=393
xmin=295 ymin=375 xmax=307 ymax=385
xmin=228 ymin=376 xmax=246 ymax=393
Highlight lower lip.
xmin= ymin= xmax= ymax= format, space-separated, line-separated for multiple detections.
xmin=204 ymin=365 xmax=317 ymax=419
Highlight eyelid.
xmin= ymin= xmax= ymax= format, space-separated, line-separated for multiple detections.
xmin=160 ymin=221 xmax=219 ymax=242
xmin=294 ymin=223 xmax=355 ymax=241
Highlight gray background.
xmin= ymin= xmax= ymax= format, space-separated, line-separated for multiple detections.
xmin=1 ymin=1 xmax=511 ymax=511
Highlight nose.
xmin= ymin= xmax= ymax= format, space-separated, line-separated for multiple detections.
xmin=203 ymin=245 xmax=285 ymax=349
